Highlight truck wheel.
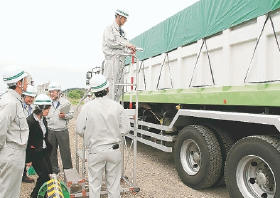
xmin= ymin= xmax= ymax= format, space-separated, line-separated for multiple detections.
xmin=174 ymin=125 xmax=222 ymax=189
xmin=225 ymin=135 xmax=280 ymax=198
xmin=212 ymin=127 xmax=235 ymax=186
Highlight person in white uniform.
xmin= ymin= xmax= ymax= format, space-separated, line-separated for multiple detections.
xmin=22 ymin=85 xmax=36 ymax=118
xmin=0 ymin=66 xmax=32 ymax=198
xmin=76 ymin=74 xmax=130 ymax=198
xmin=47 ymin=82 xmax=73 ymax=174
xmin=22 ymin=85 xmax=37 ymax=183
xmin=102 ymin=9 xmax=136 ymax=101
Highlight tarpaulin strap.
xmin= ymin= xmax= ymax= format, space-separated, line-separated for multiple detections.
xmin=244 ymin=14 xmax=280 ymax=83
xmin=244 ymin=15 xmax=269 ymax=83
xmin=189 ymin=40 xmax=205 ymax=87
xmin=270 ymin=15 xmax=280 ymax=54
xmin=138 ymin=61 xmax=147 ymax=90
xmin=189 ymin=39 xmax=215 ymax=87
xmin=156 ymin=53 xmax=167 ymax=89
xmin=166 ymin=54 xmax=174 ymax=88
xmin=156 ymin=53 xmax=174 ymax=89
xmin=204 ymin=39 xmax=215 ymax=85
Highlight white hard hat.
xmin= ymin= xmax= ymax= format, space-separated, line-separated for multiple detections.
xmin=34 ymin=94 xmax=52 ymax=106
xmin=115 ymin=9 xmax=129 ymax=18
xmin=2 ymin=65 xmax=29 ymax=85
xmin=90 ymin=74 xmax=109 ymax=93
xmin=23 ymin=85 xmax=37 ymax=97
xmin=48 ymin=82 xmax=61 ymax=91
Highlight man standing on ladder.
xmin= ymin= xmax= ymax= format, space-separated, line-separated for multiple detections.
xmin=0 ymin=66 xmax=32 ymax=197
xmin=76 ymin=74 xmax=130 ymax=198
xmin=102 ymin=9 xmax=136 ymax=101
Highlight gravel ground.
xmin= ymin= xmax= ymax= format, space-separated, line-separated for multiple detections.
xmin=20 ymin=110 xmax=230 ymax=198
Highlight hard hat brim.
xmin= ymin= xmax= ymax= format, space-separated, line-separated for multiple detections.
xmin=91 ymin=81 xmax=109 ymax=93
xmin=4 ymin=71 xmax=28 ymax=84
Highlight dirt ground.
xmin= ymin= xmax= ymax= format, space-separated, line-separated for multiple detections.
xmin=20 ymin=112 xmax=230 ymax=198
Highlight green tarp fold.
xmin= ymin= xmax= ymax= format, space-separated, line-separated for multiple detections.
xmin=128 ymin=0 xmax=280 ymax=63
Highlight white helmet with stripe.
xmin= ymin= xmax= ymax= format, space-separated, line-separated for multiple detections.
xmin=48 ymin=82 xmax=62 ymax=91
xmin=115 ymin=9 xmax=129 ymax=18
xmin=23 ymin=85 xmax=37 ymax=97
xmin=2 ymin=65 xmax=29 ymax=86
xmin=90 ymin=74 xmax=109 ymax=93
xmin=34 ymin=94 xmax=52 ymax=106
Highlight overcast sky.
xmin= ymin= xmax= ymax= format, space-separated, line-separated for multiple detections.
xmin=0 ymin=0 xmax=199 ymax=91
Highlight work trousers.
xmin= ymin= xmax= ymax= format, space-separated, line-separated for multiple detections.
xmin=88 ymin=148 xmax=121 ymax=198
xmin=30 ymin=149 xmax=52 ymax=198
xmin=103 ymin=55 xmax=125 ymax=101
xmin=0 ymin=143 xmax=26 ymax=198
xmin=47 ymin=129 xmax=73 ymax=174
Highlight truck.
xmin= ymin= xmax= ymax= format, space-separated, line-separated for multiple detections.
xmin=121 ymin=0 xmax=280 ymax=197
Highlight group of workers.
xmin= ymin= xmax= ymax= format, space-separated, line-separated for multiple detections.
xmin=0 ymin=8 xmax=135 ymax=198
xmin=0 ymin=67 xmax=73 ymax=198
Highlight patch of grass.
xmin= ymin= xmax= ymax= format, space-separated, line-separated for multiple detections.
xmin=69 ymin=98 xmax=84 ymax=105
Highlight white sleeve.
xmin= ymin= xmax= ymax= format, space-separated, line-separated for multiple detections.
xmin=76 ymin=105 xmax=88 ymax=137
xmin=103 ymin=26 xmax=131 ymax=49
xmin=0 ymin=102 xmax=14 ymax=149
xmin=119 ymin=107 xmax=131 ymax=135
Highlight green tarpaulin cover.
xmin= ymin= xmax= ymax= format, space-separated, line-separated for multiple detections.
xmin=128 ymin=0 xmax=280 ymax=63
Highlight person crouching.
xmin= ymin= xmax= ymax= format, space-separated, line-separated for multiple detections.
xmin=26 ymin=94 xmax=53 ymax=198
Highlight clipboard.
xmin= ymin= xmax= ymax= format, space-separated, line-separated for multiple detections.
xmin=59 ymin=103 xmax=71 ymax=114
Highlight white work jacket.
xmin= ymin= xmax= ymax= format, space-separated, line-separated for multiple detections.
xmin=0 ymin=89 xmax=29 ymax=149
xmin=46 ymin=97 xmax=73 ymax=131
xmin=102 ymin=21 xmax=131 ymax=59
xmin=76 ymin=96 xmax=130 ymax=152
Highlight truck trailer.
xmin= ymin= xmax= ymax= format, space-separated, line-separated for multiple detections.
xmin=122 ymin=0 xmax=280 ymax=197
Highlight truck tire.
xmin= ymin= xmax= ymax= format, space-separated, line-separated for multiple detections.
xmin=174 ymin=125 xmax=223 ymax=189
xmin=212 ymin=127 xmax=235 ymax=186
xmin=225 ymin=135 xmax=280 ymax=198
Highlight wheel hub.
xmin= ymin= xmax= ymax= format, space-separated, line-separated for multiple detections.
xmin=180 ymin=139 xmax=201 ymax=176
xmin=236 ymin=155 xmax=276 ymax=198
xmin=192 ymin=151 xmax=200 ymax=164
xmin=256 ymin=171 xmax=267 ymax=186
